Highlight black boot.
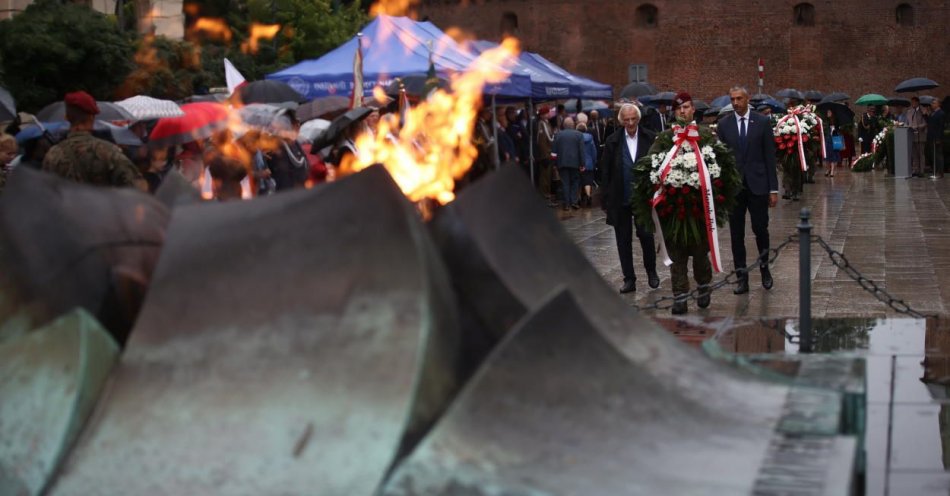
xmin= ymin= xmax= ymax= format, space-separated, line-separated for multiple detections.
xmin=733 ymin=272 xmax=749 ymax=294
xmin=761 ymin=264 xmax=774 ymax=290
xmin=671 ymin=294 xmax=688 ymax=315
xmin=697 ymin=285 xmax=711 ymax=308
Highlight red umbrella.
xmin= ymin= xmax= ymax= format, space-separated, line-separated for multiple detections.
xmin=149 ymin=102 xmax=229 ymax=148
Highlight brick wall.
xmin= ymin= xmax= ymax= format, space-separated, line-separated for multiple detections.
xmin=419 ymin=0 xmax=950 ymax=102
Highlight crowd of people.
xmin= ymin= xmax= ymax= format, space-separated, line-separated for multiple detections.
xmin=0 ymin=85 xmax=947 ymax=315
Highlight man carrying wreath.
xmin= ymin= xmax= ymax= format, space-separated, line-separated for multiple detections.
xmin=631 ymin=92 xmax=742 ymax=315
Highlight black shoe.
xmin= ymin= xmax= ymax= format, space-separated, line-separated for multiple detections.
xmin=671 ymin=297 xmax=687 ymax=315
xmin=562 ymin=205 xmax=570 ymax=211
xmin=547 ymin=201 xmax=559 ymax=208
xmin=571 ymin=203 xmax=581 ymax=210
xmin=647 ymin=270 xmax=660 ymax=289
xmin=761 ymin=266 xmax=773 ymax=290
xmin=619 ymin=280 xmax=636 ymax=294
xmin=697 ymin=287 xmax=711 ymax=308
xmin=733 ymin=275 xmax=749 ymax=295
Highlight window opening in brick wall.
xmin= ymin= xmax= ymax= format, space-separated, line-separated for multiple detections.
xmin=500 ymin=11 xmax=519 ymax=38
xmin=635 ymin=4 xmax=658 ymax=28
xmin=793 ymin=3 xmax=815 ymax=26
xmin=896 ymin=3 xmax=915 ymax=26
xmin=629 ymin=64 xmax=648 ymax=84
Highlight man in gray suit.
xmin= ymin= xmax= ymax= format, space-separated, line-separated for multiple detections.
xmin=717 ymin=86 xmax=778 ymax=294
xmin=551 ymin=116 xmax=585 ymax=210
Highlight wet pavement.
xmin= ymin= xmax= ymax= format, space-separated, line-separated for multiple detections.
xmin=562 ymin=166 xmax=950 ymax=495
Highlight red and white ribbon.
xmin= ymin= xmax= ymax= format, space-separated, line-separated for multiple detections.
xmin=649 ymin=123 xmax=723 ymax=272
xmin=777 ymin=106 xmax=825 ymax=172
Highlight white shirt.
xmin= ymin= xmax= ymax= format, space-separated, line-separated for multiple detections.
xmin=625 ymin=131 xmax=638 ymax=163
xmin=734 ymin=108 xmax=751 ymax=135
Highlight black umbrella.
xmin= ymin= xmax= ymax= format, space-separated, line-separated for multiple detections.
xmin=312 ymin=107 xmax=372 ymax=151
xmin=803 ymin=90 xmax=823 ymax=102
xmin=887 ymin=96 xmax=911 ymax=107
xmin=895 ymin=77 xmax=939 ymax=93
xmin=775 ymin=88 xmax=804 ymax=100
xmin=816 ymin=101 xmax=855 ymax=125
xmin=652 ymin=91 xmax=676 ymax=105
xmin=386 ymin=74 xmax=450 ymax=98
xmin=821 ymin=92 xmax=850 ymax=103
xmin=36 ymin=101 xmax=134 ymax=122
xmin=919 ymin=95 xmax=937 ymax=106
xmin=692 ymin=99 xmax=709 ymax=114
xmin=749 ymin=93 xmax=772 ymax=103
xmin=296 ymin=95 xmax=350 ymax=123
xmin=619 ymin=82 xmax=657 ymax=99
xmin=237 ymin=80 xmax=305 ymax=105
xmin=710 ymin=95 xmax=730 ymax=107
xmin=0 ymin=86 xmax=16 ymax=122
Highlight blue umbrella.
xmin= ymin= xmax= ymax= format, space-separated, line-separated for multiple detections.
xmin=756 ymin=98 xmax=786 ymax=113
xmin=16 ymin=121 xmax=142 ymax=146
xmin=895 ymin=77 xmax=939 ymax=93
xmin=775 ymin=88 xmax=804 ymax=100
xmin=710 ymin=95 xmax=731 ymax=107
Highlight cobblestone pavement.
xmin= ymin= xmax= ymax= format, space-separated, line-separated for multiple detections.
xmin=559 ymin=166 xmax=950 ymax=319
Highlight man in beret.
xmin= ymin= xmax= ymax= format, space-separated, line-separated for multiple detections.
xmin=42 ymin=91 xmax=146 ymax=190
xmin=717 ymin=86 xmax=778 ymax=295
xmin=657 ymin=93 xmax=713 ymax=314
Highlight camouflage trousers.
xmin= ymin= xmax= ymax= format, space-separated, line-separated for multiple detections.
xmin=667 ymin=241 xmax=712 ymax=296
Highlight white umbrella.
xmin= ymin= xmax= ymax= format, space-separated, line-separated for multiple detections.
xmin=298 ymin=119 xmax=331 ymax=143
xmin=115 ymin=95 xmax=185 ymax=120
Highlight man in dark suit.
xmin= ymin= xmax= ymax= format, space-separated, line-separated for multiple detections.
xmin=599 ymin=103 xmax=659 ymax=293
xmin=717 ymin=86 xmax=778 ymax=294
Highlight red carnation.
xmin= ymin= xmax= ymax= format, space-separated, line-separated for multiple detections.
xmin=676 ymin=210 xmax=686 ymax=220
xmin=667 ymin=185 xmax=677 ymax=195
xmin=713 ymin=179 xmax=723 ymax=188
xmin=681 ymin=186 xmax=691 ymax=194
xmin=716 ymin=194 xmax=726 ymax=203
xmin=676 ymin=196 xmax=685 ymax=205
xmin=802 ymin=135 xmax=809 ymax=142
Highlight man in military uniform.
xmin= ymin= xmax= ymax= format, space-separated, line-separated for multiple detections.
xmin=657 ymin=93 xmax=712 ymax=314
xmin=42 ymin=91 xmax=146 ymax=190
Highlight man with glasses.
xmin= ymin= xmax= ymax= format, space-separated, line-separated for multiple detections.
xmin=599 ymin=103 xmax=659 ymax=293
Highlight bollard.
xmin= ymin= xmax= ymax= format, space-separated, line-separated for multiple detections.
xmin=798 ymin=208 xmax=813 ymax=352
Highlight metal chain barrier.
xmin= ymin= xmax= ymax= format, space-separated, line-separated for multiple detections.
xmin=634 ymin=234 xmax=799 ymax=311
xmin=635 ymin=229 xmax=933 ymax=319
xmin=812 ymin=235 xmax=931 ymax=319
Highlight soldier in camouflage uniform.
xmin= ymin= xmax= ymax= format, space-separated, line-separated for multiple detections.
xmin=42 ymin=91 xmax=145 ymax=190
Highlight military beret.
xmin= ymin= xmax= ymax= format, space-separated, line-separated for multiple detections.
xmin=64 ymin=91 xmax=99 ymax=115
xmin=674 ymin=91 xmax=692 ymax=107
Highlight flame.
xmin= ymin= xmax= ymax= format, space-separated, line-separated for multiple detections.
xmin=189 ymin=18 xmax=233 ymax=43
xmin=349 ymin=38 xmax=520 ymax=207
xmin=370 ymin=0 xmax=419 ymax=18
xmin=242 ymin=23 xmax=281 ymax=54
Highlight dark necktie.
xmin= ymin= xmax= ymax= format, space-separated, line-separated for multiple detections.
xmin=739 ymin=117 xmax=747 ymax=150
xmin=660 ymin=113 xmax=666 ymax=131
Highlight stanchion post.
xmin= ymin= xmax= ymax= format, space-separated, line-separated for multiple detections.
xmin=799 ymin=208 xmax=813 ymax=352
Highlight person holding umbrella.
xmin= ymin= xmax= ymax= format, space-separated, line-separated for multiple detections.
xmin=42 ymin=91 xmax=145 ymax=191
xmin=904 ymin=96 xmax=928 ymax=177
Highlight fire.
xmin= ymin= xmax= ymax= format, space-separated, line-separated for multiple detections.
xmin=370 ymin=0 xmax=420 ymax=18
xmin=242 ymin=23 xmax=281 ymax=54
xmin=189 ymin=18 xmax=233 ymax=44
xmin=349 ymin=38 xmax=520 ymax=206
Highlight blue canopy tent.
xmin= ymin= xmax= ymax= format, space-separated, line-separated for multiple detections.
xmin=520 ymin=52 xmax=612 ymax=100
xmin=464 ymin=40 xmax=575 ymax=100
xmin=464 ymin=40 xmax=612 ymax=101
xmin=267 ymin=15 xmax=531 ymax=100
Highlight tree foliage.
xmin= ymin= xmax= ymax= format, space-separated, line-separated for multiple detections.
xmin=0 ymin=0 xmax=135 ymax=112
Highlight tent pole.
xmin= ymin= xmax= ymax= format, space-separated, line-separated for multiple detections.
xmin=528 ymin=98 xmax=535 ymax=185
xmin=492 ymin=94 xmax=500 ymax=170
